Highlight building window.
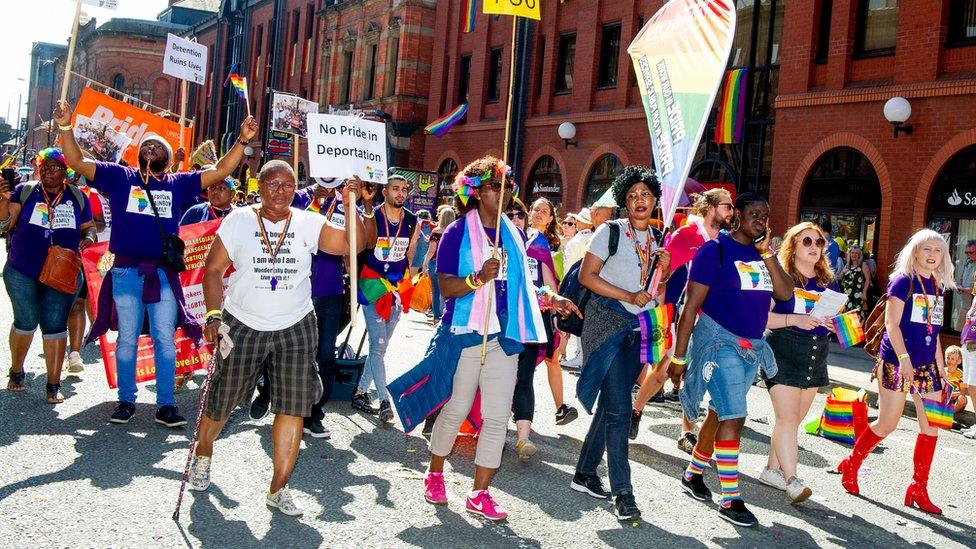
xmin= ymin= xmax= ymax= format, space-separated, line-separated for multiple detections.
xmin=535 ymin=38 xmax=546 ymax=98
xmin=487 ymin=47 xmax=503 ymax=103
xmin=597 ymin=23 xmax=621 ymax=89
xmin=555 ymin=32 xmax=576 ymax=94
xmin=458 ymin=55 xmax=472 ymax=103
xmin=584 ymin=154 xmax=623 ymax=207
xmin=365 ymin=44 xmax=378 ymax=100
xmin=948 ymin=0 xmax=976 ymax=47
xmin=111 ymin=73 xmax=125 ymax=98
xmin=855 ymin=0 xmax=899 ymax=56
xmin=437 ymin=158 xmax=459 ymax=201
xmin=815 ymin=1 xmax=832 ymax=63
xmin=527 ymin=156 xmax=563 ymax=208
xmin=386 ymin=36 xmax=400 ymax=97
xmin=340 ymin=50 xmax=354 ymax=104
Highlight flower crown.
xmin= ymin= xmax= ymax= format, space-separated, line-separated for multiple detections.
xmin=451 ymin=160 xmax=515 ymax=206
xmin=35 ymin=148 xmax=75 ymax=180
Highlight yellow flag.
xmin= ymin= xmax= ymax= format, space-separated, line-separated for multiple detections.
xmin=483 ymin=0 xmax=541 ymax=20
xmin=0 ymin=156 xmax=13 ymax=170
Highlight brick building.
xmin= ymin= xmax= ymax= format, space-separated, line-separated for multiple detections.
xmin=771 ymin=0 xmax=976 ymax=335
xmin=25 ymin=42 xmax=67 ymax=152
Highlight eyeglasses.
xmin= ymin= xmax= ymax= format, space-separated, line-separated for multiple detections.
xmin=626 ymin=191 xmax=655 ymax=202
xmin=506 ymin=211 xmax=526 ymax=220
xmin=39 ymin=164 xmax=67 ymax=173
xmin=801 ymin=236 xmax=827 ymax=248
xmin=485 ymin=180 xmax=517 ymax=193
xmin=718 ymin=202 xmax=734 ymax=210
xmin=561 ymin=220 xmax=576 ymax=226
xmin=264 ymin=180 xmax=297 ymax=193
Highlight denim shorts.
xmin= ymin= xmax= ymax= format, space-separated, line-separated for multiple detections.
xmin=3 ymin=263 xmax=80 ymax=339
xmin=703 ymin=343 xmax=760 ymax=421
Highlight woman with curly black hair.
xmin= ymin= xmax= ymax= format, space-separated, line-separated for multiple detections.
xmin=570 ymin=165 xmax=670 ymax=521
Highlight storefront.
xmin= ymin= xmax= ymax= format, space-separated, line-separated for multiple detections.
xmin=927 ymin=145 xmax=976 ymax=334
xmin=583 ymin=154 xmax=623 ymax=207
xmin=525 ymin=155 xmax=564 ymax=208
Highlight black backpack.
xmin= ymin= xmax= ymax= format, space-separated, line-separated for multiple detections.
xmin=556 ymin=222 xmax=621 ymax=336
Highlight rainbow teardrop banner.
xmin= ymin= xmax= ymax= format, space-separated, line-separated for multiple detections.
xmin=464 ymin=0 xmax=477 ymax=32
xmin=831 ymin=310 xmax=865 ymax=349
xmin=627 ymin=0 xmax=736 ymax=230
xmin=637 ymin=303 xmax=674 ymax=365
xmin=714 ymin=68 xmax=747 ymax=144
xmin=425 ymin=103 xmax=468 ymax=137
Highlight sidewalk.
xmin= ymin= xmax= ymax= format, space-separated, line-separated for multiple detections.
xmin=826 ymin=342 xmax=974 ymax=424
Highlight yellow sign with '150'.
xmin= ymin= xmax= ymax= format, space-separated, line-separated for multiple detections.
xmin=483 ymin=0 xmax=541 ymax=21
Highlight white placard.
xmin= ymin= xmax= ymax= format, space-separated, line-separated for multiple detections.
xmin=162 ymin=33 xmax=208 ymax=85
xmin=81 ymin=0 xmax=118 ymax=9
xmin=811 ymin=288 xmax=849 ymax=318
xmin=307 ymin=113 xmax=388 ymax=184
xmin=271 ymin=93 xmax=319 ymax=136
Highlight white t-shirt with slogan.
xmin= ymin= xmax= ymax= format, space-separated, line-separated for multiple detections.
xmin=217 ymin=207 xmax=327 ymax=331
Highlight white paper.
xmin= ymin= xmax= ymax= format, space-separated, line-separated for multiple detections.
xmin=162 ymin=34 xmax=208 ymax=85
xmin=812 ymin=288 xmax=849 ymax=318
xmin=306 ymin=113 xmax=388 ymax=185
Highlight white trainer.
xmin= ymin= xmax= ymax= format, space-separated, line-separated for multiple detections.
xmin=66 ymin=352 xmax=84 ymax=374
xmin=758 ymin=467 xmax=788 ymax=491
xmin=267 ymin=486 xmax=303 ymax=516
xmin=786 ymin=476 xmax=813 ymax=504
xmin=561 ymin=353 xmax=583 ymax=369
xmin=964 ymin=425 xmax=976 ymax=439
xmin=188 ymin=456 xmax=211 ymax=492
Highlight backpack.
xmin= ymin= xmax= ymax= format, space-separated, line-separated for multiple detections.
xmin=863 ymin=276 xmax=914 ymax=358
xmin=556 ymin=222 xmax=621 ymax=336
xmin=2 ymin=182 xmax=85 ymax=245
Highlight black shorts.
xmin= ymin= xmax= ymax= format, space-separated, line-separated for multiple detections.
xmin=763 ymin=328 xmax=829 ymax=389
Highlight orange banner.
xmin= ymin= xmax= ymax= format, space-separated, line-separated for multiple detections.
xmin=72 ymin=87 xmax=192 ymax=170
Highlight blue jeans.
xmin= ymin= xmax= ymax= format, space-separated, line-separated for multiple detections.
xmin=359 ymin=300 xmax=401 ymax=400
xmin=3 ymin=263 xmax=79 ymax=339
xmin=112 ymin=267 xmax=178 ymax=408
xmin=310 ymin=294 xmax=343 ymax=422
xmin=576 ymin=331 xmax=643 ymax=495
xmin=429 ymin=259 xmax=442 ymax=320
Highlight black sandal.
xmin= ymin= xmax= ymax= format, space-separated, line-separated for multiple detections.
xmin=45 ymin=382 xmax=64 ymax=404
xmin=7 ymin=370 xmax=26 ymax=392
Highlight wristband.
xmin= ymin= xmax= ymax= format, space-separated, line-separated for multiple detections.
xmin=204 ymin=309 xmax=223 ymax=320
xmin=897 ymin=353 xmax=910 ymax=362
xmin=464 ymin=274 xmax=479 ymax=290
xmin=237 ymin=138 xmax=249 ymax=147
xmin=760 ymin=251 xmax=774 ymax=260
xmin=58 ymin=124 xmax=73 ymax=131
xmin=670 ymin=356 xmax=688 ymax=365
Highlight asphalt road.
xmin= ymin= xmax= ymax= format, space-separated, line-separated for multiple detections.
xmin=0 ymin=261 xmax=974 ymax=547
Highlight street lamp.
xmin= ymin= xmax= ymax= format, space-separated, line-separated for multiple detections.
xmin=883 ymin=97 xmax=913 ymax=139
xmin=558 ymin=121 xmax=578 ymax=149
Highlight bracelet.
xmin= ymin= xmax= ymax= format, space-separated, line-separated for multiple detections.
xmin=464 ymin=274 xmax=479 ymax=290
xmin=58 ymin=124 xmax=73 ymax=131
xmin=205 ymin=316 xmax=222 ymax=325
xmin=897 ymin=353 xmax=910 ymax=362
xmin=237 ymin=138 xmax=248 ymax=147
xmin=670 ymin=356 xmax=688 ymax=366
xmin=204 ymin=309 xmax=223 ymax=320
xmin=361 ymin=209 xmax=375 ymax=219
xmin=760 ymin=251 xmax=774 ymax=260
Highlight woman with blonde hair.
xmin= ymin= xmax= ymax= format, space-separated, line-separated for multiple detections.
xmin=758 ymin=222 xmax=838 ymax=503
xmin=838 ymin=228 xmax=954 ymax=515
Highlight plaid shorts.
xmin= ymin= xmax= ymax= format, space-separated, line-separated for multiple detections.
xmin=205 ymin=311 xmax=322 ymax=421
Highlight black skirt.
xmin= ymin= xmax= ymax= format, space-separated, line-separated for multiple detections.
xmin=763 ymin=328 xmax=830 ymax=389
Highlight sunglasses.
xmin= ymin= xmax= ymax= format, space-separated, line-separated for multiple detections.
xmin=561 ymin=220 xmax=576 ymax=226
xmin=718 ymin=202 xmax=734 ymax=210
xmin=484 ymin=179 xmax=518 ymax=193
xmin=801 ymin=236 xmax=827 ymax=248
xmin=506 ymin=211 xmax=527 ymax=220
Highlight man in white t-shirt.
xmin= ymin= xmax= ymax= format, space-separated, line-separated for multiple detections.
xmin=186 ymin=160 xmax=367 ymax=517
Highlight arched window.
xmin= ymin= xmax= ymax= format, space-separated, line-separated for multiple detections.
xmin=111 ymin=73 xmax=125 ymax=99
xmin=583 ymin=154 xmax=623 ymax=207
xmin=437 ymin=158 xmax=459 ymax=202
xmin=526 ymin=155 xmax=563 ymax=208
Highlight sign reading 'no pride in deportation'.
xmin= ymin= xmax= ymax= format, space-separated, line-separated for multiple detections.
xmin=307 ymin=113 xmax=388 ymax=184
xmin=162 ymin=33 xmax=208 ymax=85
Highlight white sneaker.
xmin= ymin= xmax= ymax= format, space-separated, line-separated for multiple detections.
xmin=561 ymin=353 xmax=583 ymax=369
xmin=786 ymin=476 xmax=812 ymax=504
xmin=267 ymin=486 xmax=303 ymax=516
xmin=66 ymin=352 xmax=84 ymax=374
xmin=964 ymin=425 xmax=976 ymax=439
xmin=758 ymin=467 xmax=788 ymax=491
xmin=188 ymin=456 xmax=211 ymax=492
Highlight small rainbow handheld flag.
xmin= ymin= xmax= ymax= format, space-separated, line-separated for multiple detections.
xmin=922 ymin=389 xmax=954 ymax=430
xmin=463 ymin=0 xmax=477 ymax=33
xmin=831 ymin=310 xmax=865 ymax=349
xmin=638 ymin=304 xmax=674 ymax=365
xmin=714 ymin=68 xmax=747 ymax=144
xmin=425 ymin=103 xmax=468 ymax=137
xmin=228 ymin=74 xmax=248 ymax=100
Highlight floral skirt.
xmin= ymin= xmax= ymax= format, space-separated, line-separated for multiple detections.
xmin=874 ymin=359 xmax=944 ymax=394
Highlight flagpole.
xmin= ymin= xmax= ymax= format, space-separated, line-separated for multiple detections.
xmin=292 ymin=134 xmax=299 ymax=179
xmin=60 ymin=1 xmax=82 ymax=102
xmin=480 ymin=17 xmax=519 ymax=365
xmin=178 ymin=78 xmax=189 ymax=168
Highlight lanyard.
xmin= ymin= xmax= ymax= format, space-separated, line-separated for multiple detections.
xmin=916 ymin=274 xmax=934 ymax=335
xmin=628 ymin=221 xmax=653 ymax=288
xmin=39 ymin=185 xmax=66 ymax=237
xmin=254 ymin=207 xmax=292 ymax=290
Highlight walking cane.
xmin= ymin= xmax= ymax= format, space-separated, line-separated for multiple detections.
xmin=172 ymin=347 xmax=221 ymax=522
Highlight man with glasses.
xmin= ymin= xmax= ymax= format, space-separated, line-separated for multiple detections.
xmin=954 ymin=239 xmax=976 ymax=331
xmin=53 ymin=99 xmax=258 ymax=427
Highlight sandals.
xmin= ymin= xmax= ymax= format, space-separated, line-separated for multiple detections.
xmin=7 ymin=370 xmax=26 ymax=392
xmin=45 ymin=382 xmax=64 ymax=404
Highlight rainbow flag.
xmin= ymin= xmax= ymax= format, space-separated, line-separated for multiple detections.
xmin=628 ymin=0 xmax=737 ymax=231
xmin=714 ymin=68 xmax=747 ymax=144
xmin=425 ymin=103 xmax=468 ymax=137
xmin=228 ymin=74 xmax=248 ymax=100
xmin=831 ymin=310 xmax=865 ymax=349
xmin=637 ymin=304 xmax=674 ymax=364
xmin=922 ymin=390 xmax=954 ymax=430
xmin=463 ymin=0 xmax=477 ymax=32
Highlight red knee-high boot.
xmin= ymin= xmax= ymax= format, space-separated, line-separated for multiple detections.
xmin=838 ymin=427 xmax=884 ymax=495
xmin=904 ymin=433 xmax=942 ymax=515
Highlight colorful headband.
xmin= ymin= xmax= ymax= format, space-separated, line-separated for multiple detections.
xmin=451 ymin=160 xmax=515 ymax=206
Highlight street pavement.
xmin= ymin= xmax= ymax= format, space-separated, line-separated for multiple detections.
xmin=1 ymin=266 xmax=975 ymax=547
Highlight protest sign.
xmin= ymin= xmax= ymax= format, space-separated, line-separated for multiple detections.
xmin=390 ymin=167 xmax=438 ymax=218
xmin=306 ymin=113 xmax=388 ymax=184
xmin=81 ymin=220 xmax=227 ymax=388
xmin=72 ymin=88 xmax=192 ymax=169
xmin=266 ymin=130 xmax=293 ymax=157
xmin=271 ymin=93 xmax=319 ymax=136
xmin=73 ymin=114 xmax=131 ymax=163
xmin=163 ymin=33 xmax=208 ymax=85
xmin=482 ymin=0 xmax=541 ymax=20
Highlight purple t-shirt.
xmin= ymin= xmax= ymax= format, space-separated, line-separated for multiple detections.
xmin=436 ymin=218 xmax=512 ymax=326
xmin=771 ymin=278 xmax=842 ymax=336
xmin=364 ymin=205 xmax=416 ymax=284
xmin=291 ymin=188 xmax=313 ymax=210
xmin=311 ymin=195 xmax=347 ymax=298
xmin=879 ymin=273 xmax=943 ymax=366
xmin=689 ymin=233 xmax=774 ymax=339
xmin=525 ymin=230 xmax=554 ymax=287
xmin=89 ymin=162 xmax=202 ymax=259
xmin=7 ymin=183 xmax=93 ymax=278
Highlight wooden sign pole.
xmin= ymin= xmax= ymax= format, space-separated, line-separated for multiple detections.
xmin=59 ymin=1 xmax=83 ymax=102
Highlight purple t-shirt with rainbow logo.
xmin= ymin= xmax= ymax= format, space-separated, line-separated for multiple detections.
xmin=90 ymin=162 xmax=201 ymax=259
xmin=879 ymin=273 xmax=943 ymax=367
xmin=771 ymin=277 xmax=842 ymax=336
xmin=689 ymin=233 xmax=774 ymax=339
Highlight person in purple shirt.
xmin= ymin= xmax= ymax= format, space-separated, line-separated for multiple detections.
xmin=759 ymin=222 xmax=839 ymax=504
xmin=1 ymin=148 xmax=96 ymax=404
xmin=838 ymin=229 xmax=954 ymax=515
xmin=671 ymin=193 xmax=792 ymax=528
xmin=53 ymin=99 xmax=259 ymax=427
xmin=179 ymin=175 xmax=238 ymax=226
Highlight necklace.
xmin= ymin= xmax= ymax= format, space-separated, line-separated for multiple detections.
xmin=628 ymin=221 xmax=653 ymax=288
xmin=208 ymin=204 xmax=232 ymax=220
xmin=39 ymin=185 xmax=66 ymax=239
xmin=254 ymin=207 xmax=293 ymax=291
xmin=916 ymin=273 xmax=935 ymax=345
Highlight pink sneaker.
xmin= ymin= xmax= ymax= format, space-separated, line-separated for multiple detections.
xmin=465 ymin=489 xmax=508 ymax=521
xmin=424 ymin=471 xmax=448 ymax=505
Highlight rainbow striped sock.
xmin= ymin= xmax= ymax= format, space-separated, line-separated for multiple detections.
xmin=683 ymin=447 xmax=712 ymax=481
xmin=714 ymin=440 xmax=741 ymax=508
